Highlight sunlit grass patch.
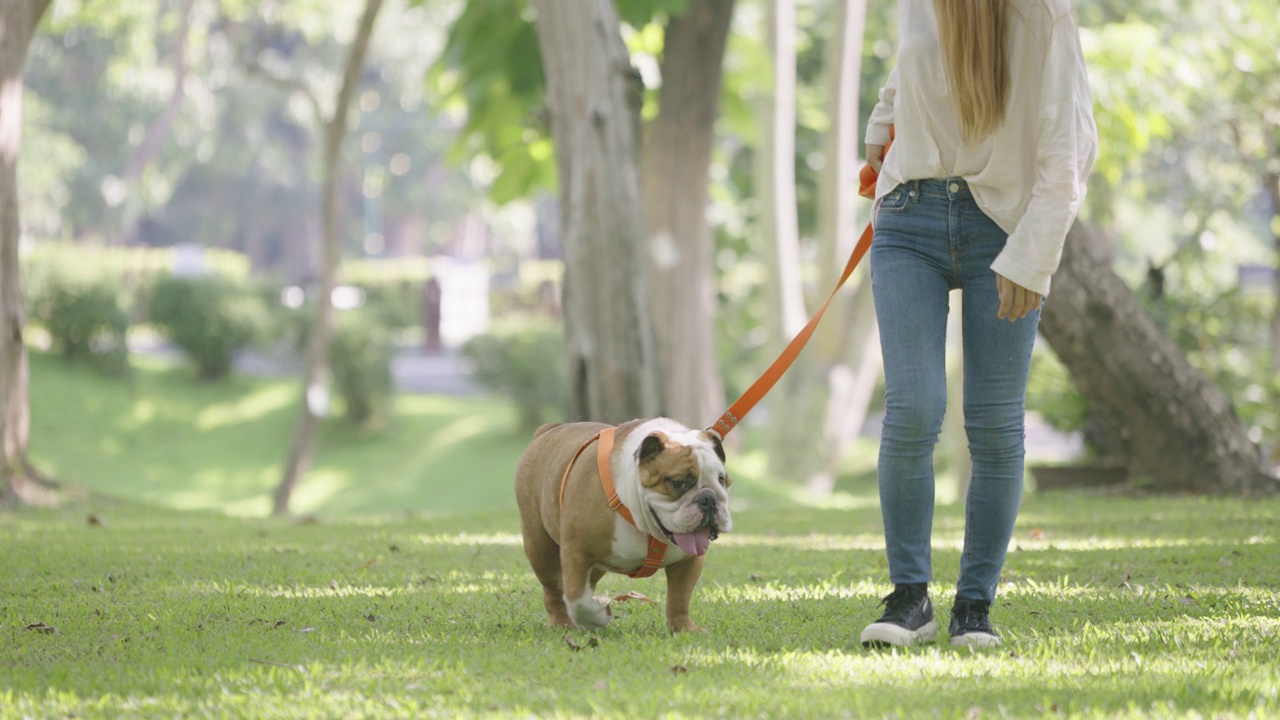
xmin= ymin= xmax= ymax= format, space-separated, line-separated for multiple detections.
xmin=26 ymin=351 xmax=526 ymax=518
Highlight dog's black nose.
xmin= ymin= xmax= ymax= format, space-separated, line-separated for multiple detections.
xmin=697 ymin=493 xmax=717 ymax=515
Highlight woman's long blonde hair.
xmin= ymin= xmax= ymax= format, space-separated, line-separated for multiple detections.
xmin=933 ymin=0 xmax=1010 ymax=144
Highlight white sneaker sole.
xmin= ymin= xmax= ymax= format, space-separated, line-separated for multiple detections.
xmin=860 ymin=619 xmax=938 ymax=647
xmin=949 ymin=631 xmax=1002 ymax=647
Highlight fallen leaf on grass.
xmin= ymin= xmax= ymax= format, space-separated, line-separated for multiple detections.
xmin=365 ymin=614 xmax=378 ymax=622
xmin=749 ymin=574 xmax=764 ymax=582
xmin=389 ymin=545 xmax=401 ymax=552
xmin=1028 ymin=528 xmax=1045 ymax=541
xmin=273 ymin=620 xmax=287 ymax=628
xmin=669 ymin=665 xmax=688 ymax=675
xmin=593 ymin=680 xmax=608 ymax=691
xmin=25 ymin=622 xmax=57 ymax=634
xmin=295 ymin=515 xmax=319 ymax=525
xmin=1117 ymin=572 xmax=1131 ymax=589
xmin=299 ymin=627 xmax=317 ymax=633
xmin=1179 ymin=595 xmax=1197 ymax=606
xmin=356 ymin=558 xmax=378 ymax=570
xmin=86 ymin=514 xmax=103 ymax=527
xmin=612 ymin=591 xmax=653 ymax=604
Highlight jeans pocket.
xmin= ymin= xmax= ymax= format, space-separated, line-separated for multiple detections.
xmin=876 ymin=186 xmax=911 ymax=217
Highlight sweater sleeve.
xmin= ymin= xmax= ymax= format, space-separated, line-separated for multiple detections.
xmin=865 ymin=65 xmax=899 ymax=146
xmin=990 ymin=15 xmax=1098 ymax=296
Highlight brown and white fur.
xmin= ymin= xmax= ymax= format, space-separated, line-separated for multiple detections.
xmin=514 ymin=418 xmax=732 ymax=633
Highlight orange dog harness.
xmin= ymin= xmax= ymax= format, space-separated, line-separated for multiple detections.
xmin=558 ymin=427 xmax=666 ymax=578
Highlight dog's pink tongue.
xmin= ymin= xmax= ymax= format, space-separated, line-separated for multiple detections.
xmin=672 ymin=528 xmax=712 ymax=556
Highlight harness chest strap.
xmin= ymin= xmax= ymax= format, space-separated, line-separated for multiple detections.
xmin=557 ymin=427 xmax=666 ymax=579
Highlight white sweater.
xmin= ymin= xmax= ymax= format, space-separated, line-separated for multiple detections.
xmin=866 ymin=0 xmax=1098 ymax=295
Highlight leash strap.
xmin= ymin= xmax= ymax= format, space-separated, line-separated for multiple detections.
xmin=708 ymin=131 xmax=892 ymax=439
xmin=558 ymin=427 xmax=666 ymax=578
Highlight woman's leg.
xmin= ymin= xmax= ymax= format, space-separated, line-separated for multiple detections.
xmin=870 ymin=183 xmax=955 ymax=586
xmin=955 ymin=199 xmax=1040 ymax=604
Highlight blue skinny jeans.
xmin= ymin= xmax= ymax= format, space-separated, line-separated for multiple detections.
xmin=870 ymin=178 xmax=1039 ymax=603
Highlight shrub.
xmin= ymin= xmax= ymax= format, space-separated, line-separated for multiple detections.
xmin=26 ymin=269 xmax=130 ymax=376
xmin=149 ymin=275 xmax=268 ymax=380
xmin=461 ymin=320 xmax=564 ymax=433
xmin=357 ymin=280 xmax=422 ymax=332
xmin=330 ymin=311 xmax=395 ymax=429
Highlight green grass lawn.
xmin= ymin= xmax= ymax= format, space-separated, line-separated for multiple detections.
xmin=22 ymin=350 xmax=877 ymax=518
xmin=4 ymin=494 xmax=1278 ymax=718
xmin=25 ymin=351 xmax=532 ymax=517
xmin=6 ymin=352 xmax=1280 ymax=718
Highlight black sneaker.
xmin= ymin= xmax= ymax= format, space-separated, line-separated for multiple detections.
xmin=860 ymin=583 xmax=937 ymax=647
xmin=949 ymin=597 xmax=1002 ymax=647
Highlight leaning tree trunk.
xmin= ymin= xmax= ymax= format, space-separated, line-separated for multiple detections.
xmin=640 ymin=0 xmax=735 ymax=429
xmin=1 ymin=0 xmax=55 ymax=505
xmin=1039 ymin=221 xmax=1277 ymax=496
xmin=118 ymin=0 xmax=197 ymax=246
xmin=531 ymin=0 xmax=660 ymax=424
xmin=273 ymin=0 xmax=385 ymax=516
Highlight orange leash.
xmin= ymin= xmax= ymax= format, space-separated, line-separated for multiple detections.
xmin=708 ymin=130 xmax=893 ymax=439
xmin=558 ymin=427 xmax=666 ymax=578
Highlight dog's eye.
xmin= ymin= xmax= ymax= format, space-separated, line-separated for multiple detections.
xmin=668 ymin=476 xmax=693 ymax=493
xmin=718 ymin=473 xmax=727 ymax=487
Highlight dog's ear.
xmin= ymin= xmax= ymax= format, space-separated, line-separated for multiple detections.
xmin=636 ymin=432 xmax=667 ymax=463
xmin=701 ymin=431 xmax=726 ymax=463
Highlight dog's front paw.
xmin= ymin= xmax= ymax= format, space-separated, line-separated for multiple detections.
xmin=567 ymin=595 xmax=612 ymax=629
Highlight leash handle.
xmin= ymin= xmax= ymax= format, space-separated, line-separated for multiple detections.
xmin=708 ymin=129 xmax=893 ymax=439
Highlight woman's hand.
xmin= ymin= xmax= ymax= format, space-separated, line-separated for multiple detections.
xmin=867 ymin=143 xmax=886 ymax=172
xmin=996 ymin=274 xmax=1043 ymax=321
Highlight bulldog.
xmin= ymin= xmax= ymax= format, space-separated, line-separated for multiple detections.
xmin=514 ymin=418 xmax=733 ymax=633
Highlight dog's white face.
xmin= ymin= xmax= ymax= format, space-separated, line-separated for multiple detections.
xmin=632 ymin=428 xmax=733 ymax=557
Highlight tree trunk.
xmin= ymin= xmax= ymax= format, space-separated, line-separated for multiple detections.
xmin=640 ymin=0 xmax=734 ymax=428
xmin=1 ymin=0 xmax=54 ymax=505
xmin=118 ymin=0 xmax=197 ymax=246
xmin=1038 ymin=221 xmax=1277 ymax=496
xmin=763 ymin=0 xmax=875 ymax=487
xmin=272 ymin=0 xmax=385 ymax=516
xmin=755 ymin=0 xmax=807 ymax=475
xmin=779 ymin=0 xmax=875 ymax=493
xmin=531 ymin=0 xmax=660 ymax=424
xmin=1264 ymin=172 xmax=1280 ymax=375
xmin=755 ymin=0 xmax=806 ymax=348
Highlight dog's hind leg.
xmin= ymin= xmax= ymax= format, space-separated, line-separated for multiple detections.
xmin=521 ymin=524 xmax=573 ymax=627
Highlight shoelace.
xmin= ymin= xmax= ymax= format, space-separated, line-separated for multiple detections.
xmin=880 ymin=587 xmax=925 ymax=622
xmin=954 ymin=602 xmax=992 ymax=631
